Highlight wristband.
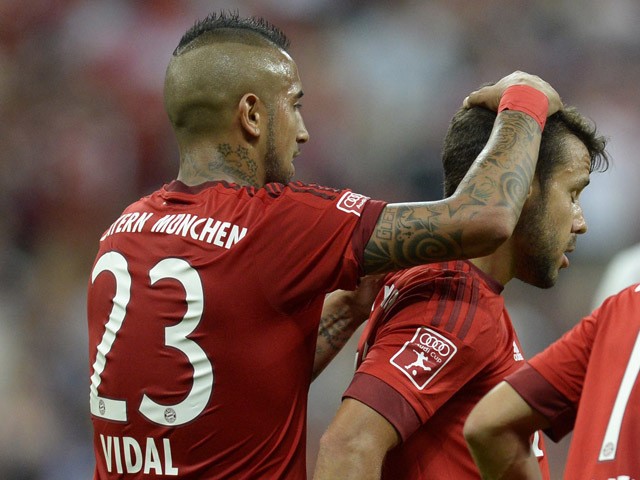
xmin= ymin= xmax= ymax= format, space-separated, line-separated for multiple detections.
xmin=498 ymin=84 xmax=549 ymax=130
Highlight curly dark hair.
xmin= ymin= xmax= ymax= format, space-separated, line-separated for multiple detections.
xmin=441 ymin=105 xmax=610 ymax=197
xmin=173 ymin=10 xmax=290 ymax=56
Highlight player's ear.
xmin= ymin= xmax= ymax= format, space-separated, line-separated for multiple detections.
xmin=526 ymin=176 xmax=541 ymax=199
xmin=239 ymin=93 xmax=261 ymax=138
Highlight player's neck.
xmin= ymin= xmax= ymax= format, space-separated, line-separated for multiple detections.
xmin=177 ymin=169 xmax=260 ymax=188
xmin=469 ymin=242 xmax=515 ymax=287
xmin=177 ymin=148 xmax=264 ymax=188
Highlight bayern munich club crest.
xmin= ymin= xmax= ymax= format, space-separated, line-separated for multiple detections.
xmin=390 ymin=327 xmax=457 ymax=390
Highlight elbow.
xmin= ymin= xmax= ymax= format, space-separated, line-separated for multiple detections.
xmin=463 ymin=411 xmax=491 ymax=452
xmin=317 ymin=427 xmax=365 ymax=463
xmin=463 ymin=396 xmax=504 ymax=452
xmin=316 ymin=424 xmax=388 ymax=474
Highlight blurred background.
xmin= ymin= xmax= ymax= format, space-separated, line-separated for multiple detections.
xmin=2 ymin=0 xmax=640 ymax=478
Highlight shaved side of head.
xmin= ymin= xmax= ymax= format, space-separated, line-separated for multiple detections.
xmin=164 ymin=12 xmax=293 ymax=141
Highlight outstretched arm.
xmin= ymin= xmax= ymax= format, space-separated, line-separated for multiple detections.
xmin=463 ymin=381 xmax=550 ymax=480
xmin=363 ymin=71 xmax=562 ymax=274
xmin=313 ymin=398 xmax=400 ymax=480
xmin=313 ymin=275 xmax=385 ymax=380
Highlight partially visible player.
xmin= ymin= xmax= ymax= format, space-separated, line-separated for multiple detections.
xmin=87 ymin=11 xmax=566 ymax=480
xmin=465 ymin=283 xmax=640 ymax=480
xmin=313 ymin=104 xmax=609 ymax=480
xmin=313 ymin=274 xmax=386 ymax=379
xmin=591 ymin=242 xmax=640 ymax=308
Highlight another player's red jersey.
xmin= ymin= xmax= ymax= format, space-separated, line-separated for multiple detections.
xmin=344 ymin=260 xmax=550 ymax=479
xmin=87 ymin=180 xmax=385 ymax=479
xmin=507 ymin=283 xmax=640 ymax=480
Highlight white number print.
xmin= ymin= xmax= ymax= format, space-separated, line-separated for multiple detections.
xmin=531 ymin=431 xmax=544 ymax=458
xmin=90 ymin=252 xmax=214 ymax=426
xmin=598 ymin=330 xmax=640 ymax=461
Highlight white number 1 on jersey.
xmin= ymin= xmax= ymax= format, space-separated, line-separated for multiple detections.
xmin=599 ymin=329 xmax=640 ymax=461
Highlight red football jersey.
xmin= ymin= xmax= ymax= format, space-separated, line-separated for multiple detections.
xmin=507 ymin=283 xmax=640 ymax=480
xmin=344 ymin=260 xmax=550 ymax=479
xmin=87 ymin=180 xmax=385 ymax=479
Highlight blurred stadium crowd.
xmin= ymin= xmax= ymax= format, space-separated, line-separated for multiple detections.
xmin=2 ymin=0 xmax=640 ymax=478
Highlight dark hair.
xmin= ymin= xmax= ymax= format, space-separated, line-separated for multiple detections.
xmin=174 ymin=11 xmax=290 ymax=56
xmin=441 ymin=106 xmax=610 ymax=197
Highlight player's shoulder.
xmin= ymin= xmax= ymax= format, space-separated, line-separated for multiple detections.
xmin=386 ymin=260 xmax=498 ymax=296
xmin=595 ymin=283 xmax=640 ymax=325
xmin=598 ymin=282 xmax=640 ymax=309
xmin=252 ymin=181 xmax=345 ymax=201
xmin=616 ymin=282 xmax=640 ymax=299
xmin=377 ymin=263 xmax=489 ymax=316
xmin=372 ymin=261 xmax=502 ymax=337
xmin=281 ymin=181 xmax=346 ymax=198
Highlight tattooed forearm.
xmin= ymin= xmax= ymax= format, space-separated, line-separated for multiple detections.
xmin=363 ymin=110 xmax=541 ymax=274
xmin=313 ymin=309 xmax=360 ymax=380
xmin=456 ymin=111 xmax=538 ymax=216
xmin=364 ymin=205 xmax=463 ymax=274
xmin=313 ymin=278 xmax=385 ymax=379
xmin=318 ymin=314 xmax=353 ymax=353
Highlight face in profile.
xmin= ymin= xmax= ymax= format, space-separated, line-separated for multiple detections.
xmin=514 ymin=135 xmax=592 ymax=288
xmin=263 ymin=119 xmax=292 ymax=184
xmin=262 ymin=54 xmax=309 ymax=185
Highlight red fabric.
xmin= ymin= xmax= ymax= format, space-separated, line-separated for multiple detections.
xmin=498 ymin=84 xmax=549 ymax=130
xmin=508 ymin=284 xmax=640 ymax=479
xmin=87 ymin=180 xmax=385 ymax=479
xmin=345 ymin=260 xmax=550 ymax=479
xmin=505 ymin=364 xmax=577 ymax=442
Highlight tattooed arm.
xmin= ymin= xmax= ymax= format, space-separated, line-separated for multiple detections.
xmin=313 ymin=275 xmax=385 ymax=380
xmin=363 ymin=72 xmax=563 ymax=274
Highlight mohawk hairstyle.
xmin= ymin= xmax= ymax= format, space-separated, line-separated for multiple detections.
xmin=174 ymin=10 xmax=290 ymax=55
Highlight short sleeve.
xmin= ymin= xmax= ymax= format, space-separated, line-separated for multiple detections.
xmin=345 ymin=271 xmax=504 ymax=440
xmin=343 ymin=372 xmax=421 ymax=441
xmin=505 ymin=363 xmax=577 ymax=442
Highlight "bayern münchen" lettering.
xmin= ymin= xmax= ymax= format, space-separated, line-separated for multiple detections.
xmin=100 ymin=212 xmax=247 ymax=249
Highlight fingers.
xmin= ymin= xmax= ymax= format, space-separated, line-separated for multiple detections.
xmin=463 ymin=87 xmax=501 ymax=112
xmin=463 ymin=71 xmax=563 ymax=116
